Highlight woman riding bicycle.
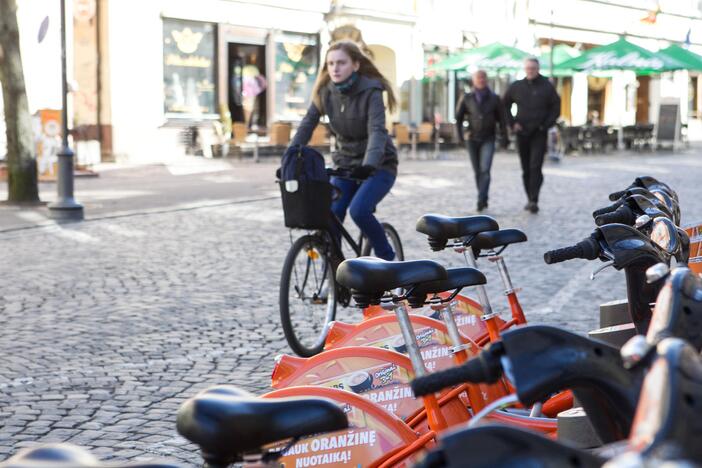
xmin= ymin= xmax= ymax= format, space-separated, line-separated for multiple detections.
xmin=289 ymin=40 xmax=398 ymax=261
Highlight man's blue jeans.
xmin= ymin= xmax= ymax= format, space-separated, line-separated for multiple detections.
xmin=331 ymin=169 xmax=396 ymax=260
xmin=467 ymin=139 xmax=495 ymax=206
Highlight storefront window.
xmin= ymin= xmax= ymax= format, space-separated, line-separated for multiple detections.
xmin=163 ymin=19 xmax=217 ymax=116
xmin=423 ymin=48 xmax=449 ymax=123
xmin=274 ymin=33 xmax=319 ymax=122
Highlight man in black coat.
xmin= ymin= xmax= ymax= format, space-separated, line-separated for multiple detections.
xmin=503 ymin=57 xmax=560 ymax=213
xmin=455 ymin=70 xmax=508 ymax=212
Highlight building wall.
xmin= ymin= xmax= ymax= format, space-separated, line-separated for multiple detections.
xmin=105 ymin=0 xmax=327 ymax=162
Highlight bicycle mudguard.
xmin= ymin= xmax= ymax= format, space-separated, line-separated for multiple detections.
xmin=262 ymin=386 xmax=421 ymax=467
xmin=362 ymin=292 xmax=500 ymax=344
xmin=271 ymin=347 xmax=471 ymax=430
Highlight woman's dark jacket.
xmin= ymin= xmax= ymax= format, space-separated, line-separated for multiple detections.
xmin=290 ymin=76 xmax=398 ymax=176
xmin=455 ymin=90 xmax=507 ymax=142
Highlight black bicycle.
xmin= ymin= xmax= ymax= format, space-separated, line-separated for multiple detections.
xmin=279 ymin=168 xmax=404 ymax=357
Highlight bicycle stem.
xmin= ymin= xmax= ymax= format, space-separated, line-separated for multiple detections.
xmin=489 ymin=252 xmax=527 ymax=324
xmin=461 ymin=249 xmax=494 ymax=316
xmin=394 ymin=301 xmax=449 ymax=431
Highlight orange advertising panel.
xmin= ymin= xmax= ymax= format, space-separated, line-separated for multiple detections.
xmin=272 ymin=348 xmax=420 ymax=420
xmin=363 ymin=293 xmax=501 ymax=343
xmin=263 ymin=386 xmax=420 ymax=467
xmin=324 ymin=315 xmax=479 ymax=374
xmin=684 ymin=221 xmax=702 ymax=275
xmin=271 ymin=347 xmax=472 ymax=432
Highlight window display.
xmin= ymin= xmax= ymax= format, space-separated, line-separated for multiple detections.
xmin=274 ymin=33 xmax=319 ymax=122
xmin=163 ymin=19 xmax=217 ymax=116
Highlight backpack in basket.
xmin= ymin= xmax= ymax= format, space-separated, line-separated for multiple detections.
xmin=278 ymin=145 xmax=332 ymax=229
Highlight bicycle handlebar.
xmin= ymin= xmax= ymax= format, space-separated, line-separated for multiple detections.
xmin=543 ymin=237 xmax=601 ymax=265
xmin=609 ymin=189 xmax=627 ymax=201
xmin=326 ymin=168 xmax=350 ymax=177
xmin=411 ymin=346 xmax=504 ymax=397
xmin=595 ymin=205 xmax=635 ymax=227
xmin=592 ymin=201 xmax=622 ymax=218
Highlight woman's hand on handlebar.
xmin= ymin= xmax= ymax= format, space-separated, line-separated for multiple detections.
xmin=327 ymin=166 xmax=376 ymax=181
xmin=350 ymin=165 xmax=376 ymax=180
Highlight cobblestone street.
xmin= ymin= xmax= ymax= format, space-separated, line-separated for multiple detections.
xmin=1 ymin=150 xmax=701 ymax=464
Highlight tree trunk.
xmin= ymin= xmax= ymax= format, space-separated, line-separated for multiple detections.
xmin=0 ymin=0 xmax=39 ymax=203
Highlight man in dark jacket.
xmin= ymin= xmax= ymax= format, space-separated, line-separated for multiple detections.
xmin=503 ymin=57 xmax=560 ymax=213
xmin=456 ymin=70 xmax=508 ymax=211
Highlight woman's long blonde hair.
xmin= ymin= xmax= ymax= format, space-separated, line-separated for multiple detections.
xmin=311 ymin=40 xmax=397 ymax=113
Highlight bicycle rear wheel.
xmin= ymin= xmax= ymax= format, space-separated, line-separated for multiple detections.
xmin=361 ymin=222 xmax=405 ymax=261
xmin=280 ymin=234 xmax=337 ymax=357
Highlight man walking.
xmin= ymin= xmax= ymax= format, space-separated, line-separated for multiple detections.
xmin=503 ymin=57 xmax=560 ymax=213
xmin=455 ymin=70 xmax=507 ymax=212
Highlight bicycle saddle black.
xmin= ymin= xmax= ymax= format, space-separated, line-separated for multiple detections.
xmin=0 ymin=444 xmax=181 ymax=468
xmin=407 ymin=268 xmax=486 ymax=307
xmin=176 ymin=385 xmax=347 ymax=465
xmin=471 ymin=229 xmax=527 ymax=256
xmin=336 ymin=257 xmax=447 ymax=295
xmin=416 ymin=214 xmax=499 ymax=251
xmin=416 ymin=425 xmax=604 ymax=468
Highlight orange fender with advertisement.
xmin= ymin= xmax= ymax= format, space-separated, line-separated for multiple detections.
xmin=271 ymin=346 xmax=471 ymax=431
xmin=262 ymin=386 xmax=425 ymax=467
xmin=362 ymin=292 xmax=503 ymax=344
xmin=684 ymin=221 xmax=702 ymax=275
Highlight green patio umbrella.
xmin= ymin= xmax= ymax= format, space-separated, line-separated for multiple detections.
xmin=657 ymin=43 xmax=702 ymax=71
xmin=428 ymin=42 xmax=531 ymax=72
xmin=538 ymin=44 xmax=581 ymax=77
xmin=557 ymin=37 xmax=685 ymax=74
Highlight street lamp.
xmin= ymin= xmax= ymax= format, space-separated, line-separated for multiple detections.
xmin=48 ymin=0 xmax=83 ymax=220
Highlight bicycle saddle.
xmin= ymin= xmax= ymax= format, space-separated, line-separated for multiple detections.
xmin=176 ymin=385 xmax=347 ymax=465
xmin=416 ymin=425 xmax=604 ymax=468
xmin=0 ymin=444 xmax=181 ymax=468
xmin=407 ymin=268 xmax=486 ymax=307
xmin=336 ymin=257 xmax=447 ymax=296
xmin=471 ymin=229 xmax=527 ymax=256
xmin=416 ymin=214 xmax=499 ymax=251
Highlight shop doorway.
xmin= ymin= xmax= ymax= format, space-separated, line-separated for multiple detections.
xmin=587 ymin=76 xmax=609 ymax=124
xmin=228 ymin=43 xmax=267 ymax=132
xmin=636 ymin=76 xmax=650 ymax=124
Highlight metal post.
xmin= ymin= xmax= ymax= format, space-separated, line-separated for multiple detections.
xmin=253 ymin=133 xmax=259 ymax=163
xmin=395 ymin=303 xmax=429 ymax=377
xmin=49 ymin=0 xmax=84 ymax=220
xmin=462 ymin=248 xmax=494 ymax=316
xmin=493 ymin=255 xmax=515 ymax=294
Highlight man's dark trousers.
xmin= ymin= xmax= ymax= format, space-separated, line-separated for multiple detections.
xmin=516 ymin=130 xmax=547 ymax=203
xmin=466 ymin=138 xmax=495 ymax=207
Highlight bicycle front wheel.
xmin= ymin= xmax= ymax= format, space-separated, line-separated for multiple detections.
xmin=279 ymin=234 xmax=337 ymax=357
xmin=361 ymin=222 xmax=405 ymax=261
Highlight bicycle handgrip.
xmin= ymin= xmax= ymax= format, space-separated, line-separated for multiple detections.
xmin=592 ymin=201 xmax=621 ymax=218
xmin=544 ymin=238 xmax=601 ymax=265
xmin=609 ymin=189 xmax=627 ymax=201
xmin=411 ymin=359 xmax=491 ymax=397
xmin=595 ymin=205 xmax=635 ymax=227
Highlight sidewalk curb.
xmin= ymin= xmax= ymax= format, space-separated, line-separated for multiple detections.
xmin=0 ymin=195 xmax=279 ymax=235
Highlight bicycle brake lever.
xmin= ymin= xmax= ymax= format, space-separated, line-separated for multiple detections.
xmin=590 ymin=260 xmax=615 ymax=280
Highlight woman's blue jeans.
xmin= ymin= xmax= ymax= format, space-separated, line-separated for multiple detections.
xmin=331 ymin=169 xmax=396 ymax=260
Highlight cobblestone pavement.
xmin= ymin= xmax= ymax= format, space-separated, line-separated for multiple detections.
xmin=1 ymin=150 xmax=701 ymax=464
